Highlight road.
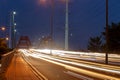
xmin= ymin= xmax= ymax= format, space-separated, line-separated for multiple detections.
xmin=32 ymin=49 xmax=120 ymax=65
xmin=19 ymin=49 xmax=120 ymax=80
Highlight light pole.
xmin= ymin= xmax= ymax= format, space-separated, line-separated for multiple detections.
xmin=49 ymin=0 xmax=54 ymax=54
xmin=14 ymin=23 xmax=17 ymax=48
xmin=39 ymin=0 xmax=54 ymax=52
xmin=50 ymin=0 xmax=54 ymax=39
xmin=105 ymin=0 xmax=109 ymax=64
xmin=11 ymin=11 xmax=16 ymax=49
xmin=65 ymin=0 xmax=69 ymax=50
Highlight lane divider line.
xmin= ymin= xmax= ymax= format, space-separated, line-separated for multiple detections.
xmin=64 ymin=71 xmax=93 ymax=80
xmin=22 ymin=54 xmax=48 ymax=80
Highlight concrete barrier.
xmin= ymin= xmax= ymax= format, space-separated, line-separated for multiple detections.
xmin=0 ymin=51 xmax=15 ymax=76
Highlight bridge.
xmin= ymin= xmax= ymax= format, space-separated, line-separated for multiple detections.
xmin=0 ymin=48 xmax=120 ymax=80
xmin=0 ymin=0 xmax=120 ymax=80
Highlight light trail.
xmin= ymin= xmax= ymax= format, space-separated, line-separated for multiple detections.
xmin=27 ymin=51 xmax=120 ymax=74
xmin=19 ymin=49 xmax=120 ymax=80
xmin=30 ymin=49 xmax=120 ymax=64
xmin=21 ymin=49 xmax=120 ymax=73
xmin=64 ymin=71 xmax=93 ymax=80
xmin=31 ymin=49 xmax=120 ymax=58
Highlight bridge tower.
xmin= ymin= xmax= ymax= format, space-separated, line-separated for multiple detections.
xmin=17 ymin=36 xmax=31 ymax=49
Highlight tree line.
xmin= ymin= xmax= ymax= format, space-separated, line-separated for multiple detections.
xmin=88 ymin=22 xmax=120 ymax=54
xmin=0 ymin=38 xmax=12 ymax=56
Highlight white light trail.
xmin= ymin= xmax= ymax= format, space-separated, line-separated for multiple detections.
xmin=64 ymin=71 xmax=93 ymax=80
xmin=20 ymin=49 xmax=120 ymax=80
xmin=31 ymin=49 xmax=120 ymax=58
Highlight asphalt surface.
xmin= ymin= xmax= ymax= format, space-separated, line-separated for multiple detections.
xmin=5 ymin=49 xmax=120 ymax=80
xmin=24 ymin=56 xmax=95 ymax=80
xmin=21 ymin=49 xmax=120 ymax=80
xmin=5 ymin=53 xmax=40 ymax=80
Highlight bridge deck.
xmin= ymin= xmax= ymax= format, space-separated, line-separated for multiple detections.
xmin=5 ymin=53 xmax=39 ymax=80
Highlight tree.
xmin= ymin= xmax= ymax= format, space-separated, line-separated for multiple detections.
xmin=88 ymin=36 xmax=102 ymax=52
xmin=102 ymin=22 xmax=120 ymax=52
xmin=0 ymin=38 xmax=7 ymax=47
xmin=0 ymin=38 xmax=9 ymax=55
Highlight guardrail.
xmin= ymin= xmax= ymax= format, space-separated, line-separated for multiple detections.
xmin=0 ymin=51 xmax=15 ymax=79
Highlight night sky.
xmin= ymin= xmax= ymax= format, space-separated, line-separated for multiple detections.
xmin=0 ymin=0 xmax=120 ymax=50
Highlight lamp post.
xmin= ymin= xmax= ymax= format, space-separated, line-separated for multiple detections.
xmin=49 ymin=0 xmax=54 ymax=54
xmin=14 ymin=23 xmax=17 ymax=48
xmin=50 ymin=0 xmax=54 ymax=39
xmin=11 ymin=11 xmax=16 ymax=49
xmin=105 ymin=0 xmax=109 ymax=64
xmin=65 ymin=0 xmax=69 ymax=50
xmin=39 ymin=0 xmax=54 ymax=53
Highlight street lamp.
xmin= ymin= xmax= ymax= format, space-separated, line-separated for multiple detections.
xmin=11 ymin=11 xmax=16 ymax=49
xmin=1 ymin=27 xmax=6 ymax=31
xmin=14 ymin=23 xmax=17 ymax=26
xmin=65 ymin=0 xmax=69 ymax=50
xmin=14 ymin=28 xmax=17 ymax=48
xmin=0 ymin=26 xmax=6 ymax=37
xmin=6 ymin=37 xmax=9 ymax=41
xmin=50 ymin=0 xmax=54 ymax=39
xmin=49 ymin=0 xmax=54 ymax=54
xmin=105 ymin=0 xmax=109 ymax=64
xmin=13 ymin=11 xmax=16 ymax=15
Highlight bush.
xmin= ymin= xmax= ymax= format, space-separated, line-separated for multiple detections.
xmin=0 ymin=46 xmax=8 ymax=54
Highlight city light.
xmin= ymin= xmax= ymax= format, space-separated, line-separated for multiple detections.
xmin=38 ymin=0 xmax=49 ymax=6
xmin=1 ymin=27 xmax=6 ymax=31
xmin=14 ymin=29 xmax=17 ymax=32
xmin=39 ymin=0 xmax=47 ymax=3
xmin=13 ymin=11 xmax=16 ymax=15
xmin=14 ymin=23 xmax=17 ymax=26
xmin=6 ymin=37 xmax=9 ymax=41
xmin=19 ymin=49 xmax=120 ymax=80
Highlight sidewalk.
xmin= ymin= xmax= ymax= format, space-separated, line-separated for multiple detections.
xmin=5 ymin=53 xmax=39 ymax=80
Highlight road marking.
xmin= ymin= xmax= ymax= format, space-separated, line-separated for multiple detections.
xmin=20 ymin=50 xmax=120 ymax=80
xmin=40 ymin=54 xmax=120 ymax=74
xmin=64 ymin=71 xmax=94 ymax=80
xmin=32 ymin=56 xmax=120 ymax=80
xmin=22 ymin=54 xmax=48 ymax=80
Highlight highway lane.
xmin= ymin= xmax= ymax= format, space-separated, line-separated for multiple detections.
xmin=26 ymin=57 xmax=95 ymax=80
xmin=19 ymin=49 xmax=120 ymax=80
xmin=21 ymin=50 xmax=94 ymax=80
xmin=32 ymin=49 xmax=120 ymax=65
xmin=25 ymin=50 xmax=120 ymax=75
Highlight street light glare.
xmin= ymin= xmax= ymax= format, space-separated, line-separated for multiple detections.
xmin=1 ymin=27 xmax=6 ymax=31
xmin=13 ymin=11 xmax=16 ymax=15
xmin=39 ymin=0 xmax=47 ymax=5
xmin=14 ymin=23 xmax=17 ymax=26
xmin=6 ymin=37 xmax=9 ymax=41
xmin=14 ymin=29 xmax=17 ymax=32
xmin=40 ymin=0 xmax=46 ymax=3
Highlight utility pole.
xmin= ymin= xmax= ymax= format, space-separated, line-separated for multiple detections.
xmin=65 ymin=0 xmax=69 ymax=50
xmin=9 ymin=12 xmax=12 ymax=48
xmin=50 ymin=0 xmax=54 ymax=40
xmin=50 ymin=0 xmax=54 ymax=54
xmin=11 ymin=11 xmax=16 ymax=49
xmin=105 ymin=0 xmax=109 ymax=64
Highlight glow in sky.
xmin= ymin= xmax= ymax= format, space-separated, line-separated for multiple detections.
xmin=38 ymin=0 xmax=71 ymax=6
